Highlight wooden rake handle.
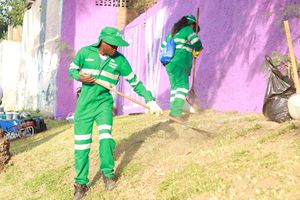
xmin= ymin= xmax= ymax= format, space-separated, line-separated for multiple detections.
xmin=191 ymin=8 xmax=200 ymax=90
xmin=94 ymin=80 xmax=186 ymax=125
xmin=283 ymin=20 xmax=300 ymax=93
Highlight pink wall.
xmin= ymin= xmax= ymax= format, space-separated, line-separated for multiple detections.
xmin=118 ymin=0 xmax=300 ymax=114
xmin=56 ymin=1 xmax=118 ymax=118
xmin=56 ymin=0 xmax=300 ymax=118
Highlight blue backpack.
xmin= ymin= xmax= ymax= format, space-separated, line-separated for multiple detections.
xmin=160 ymin=38 xmax=176 ymax=65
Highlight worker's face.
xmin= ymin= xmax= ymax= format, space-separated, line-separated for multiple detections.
xmin=190 ymin=23 xmax=196 ymax=31
xmin=101 ymin=41 xmax=118 ymax=56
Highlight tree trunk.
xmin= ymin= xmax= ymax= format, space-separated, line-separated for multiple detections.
xmin=0 ymin=128 xmax=10 ymax=171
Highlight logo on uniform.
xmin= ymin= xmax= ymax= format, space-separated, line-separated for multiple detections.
xmin=85 ymin=58 xmax=94 ymax=62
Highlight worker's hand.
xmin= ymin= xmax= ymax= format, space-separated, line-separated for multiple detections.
xmin=79 ymin=73 xmax=95 ymax=84
xmin=146 ymin=101 xmax=163 ymax=116
xmin=192 ymin=50 xmax=200 ymax=58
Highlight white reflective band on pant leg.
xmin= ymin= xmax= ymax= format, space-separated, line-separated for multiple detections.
xmin=99 ymin=133 xmax=113 ymax=140
xmin=98 ymin=125 xmax=112 ymax=130
xmin=74 ymin=134 xmax=92 ymax=140
xmin=75 ymin=143 xmax=91 ymax=150
xmin=175 ymin=94 xmax=186 ymax=100
xmin=176 ymin=88 xmax=189 ymax=94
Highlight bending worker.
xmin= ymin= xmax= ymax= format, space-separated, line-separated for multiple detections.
xmin=161 ymin=15 xmax=203 ymax=119
xmin=69 ymin=27 xmax=163 ymax=199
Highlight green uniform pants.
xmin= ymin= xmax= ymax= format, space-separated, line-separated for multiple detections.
xmin=166 ymin=62 xmax=191 ymax=117
xmin=74 ymin=92 xmax=116 ymax=185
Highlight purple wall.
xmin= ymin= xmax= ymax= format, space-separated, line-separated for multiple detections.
xmin=56 ymin=1 xmax=118 ymax=118
xmin=118 ymin=0 xmax=300 ymax=114
xmin=56 ymin=0 xmax=300 ymax=118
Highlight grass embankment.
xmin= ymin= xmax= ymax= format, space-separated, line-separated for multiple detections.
xmin=0 ymin=110 xmax=300 ymax=199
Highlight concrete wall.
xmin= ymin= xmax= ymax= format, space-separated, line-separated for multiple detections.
xmin=117 ymin=0 xmax=300 ymax=114
xmin=56 ymin=0 xmax=118 ymax=118
xmin=18 ymin=0 xmax=61 ymax=116
xmin=0 ymin=41 xmax=21 ymax=111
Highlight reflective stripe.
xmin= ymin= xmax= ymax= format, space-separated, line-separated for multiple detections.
xmin=101 ymin=71 xmax=119 ymax=80
xmin=96 ymin=79 xmax=116 ymax=87
xmin=75 ymin=134 xmax=92 ymax=140
xmin=69 ymin=62 xmax=80 ymax=70
xmin=187 ymin=33 xmax=197 ymax=41
xmin=160 ymin=47 xmax=164 ymax=51
xmin=174 ymin=38 xmax=187 ymax=43
xmin=98 ymin=125 xmax=112 ymax=130
xmin=175 ymin=94 xmax=186 ymax=100
xmin=130 ymin=79 xmax=139 ymax=86
xmin=75 ymin=143 xmax=91 ymax=150
xmin=110 ymin=59 xmax=115 ymax=62
xmin=124 ymin=72 xmax=135 ymax=81
xmin=171 ymin=90 xmax=176 ymax=94
xmin=162 ymin=41 xmax=167 ymax=46
xmin=170 ymin=97 xmax=175 ymax=102
xmin=176 ymin=45 xmax=193 ymax=52
xmin=109 ymin=62 xmax=117 ymax=66
xmin=81 ymin=68 xmax=100 ymax=75
xmin=177 ymin=88 xmax=189 ymax=93
xmin=190 ymin=37 xmax=199 ymax=45
xmin=99 ymin=133 xmax=113 ymax=140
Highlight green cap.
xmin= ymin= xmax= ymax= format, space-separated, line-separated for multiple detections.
xmin=92 ymin=27 xmax=129 ymax=47
xmin=186 ymin=15 xmax=196 ymax=24
xmin=186 ymin=15 xmax=200 ymax=32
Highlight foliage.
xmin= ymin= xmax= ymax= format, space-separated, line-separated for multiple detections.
xmin=276 ymin=4 xmax=300 ymax=26
xmin=0 ymin=0 xmax=25 ymax=39
xmin=128 ymin=0 xmax=159 ymax=15
xmin=261 ymin=51 xmax=300 ymax=79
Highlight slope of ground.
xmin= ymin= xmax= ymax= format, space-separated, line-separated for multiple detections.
xmin=0 ymin=110 xmax=300 ymax=199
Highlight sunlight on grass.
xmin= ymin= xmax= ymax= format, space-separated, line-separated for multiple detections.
xmin=157 ymin=163 xmax=228 ymax=199
xmin=257 ymin=122 xmax=296 ymax=144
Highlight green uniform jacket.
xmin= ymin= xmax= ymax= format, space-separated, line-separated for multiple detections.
xmin=69 ymin=45 xmax=155 ymax=103
xmin=161 ymin=26 xmax=203 ymax=68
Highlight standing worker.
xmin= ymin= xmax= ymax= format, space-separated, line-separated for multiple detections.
xmin=69 ymin=27 xmax=163 ymax=199
xmin=161 ymin=15 xmax=203 ymax=119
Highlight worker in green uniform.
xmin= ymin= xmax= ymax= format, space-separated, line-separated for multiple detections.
xmin=69 ymin=27 xmax=163 ymax=200
xmin=161 ymin=15 xmax=203 ymax=119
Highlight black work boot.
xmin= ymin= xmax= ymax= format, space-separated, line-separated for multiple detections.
xmin=103 ymin=176 xmax=117 ymax=191
xmin=74 ymin=183 xmax=88 ymax=200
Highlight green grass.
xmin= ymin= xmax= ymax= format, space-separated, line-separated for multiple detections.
xmin=257 ymin=122 xmax=296 ymax=144
xmin=157 ymin=163 xmax=228 ymax=200
xmin=1 ymin=110 xmax=300 ymax=199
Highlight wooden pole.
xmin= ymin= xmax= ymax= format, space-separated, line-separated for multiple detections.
xmin=284 ymin=20 xmax=300 ymax=93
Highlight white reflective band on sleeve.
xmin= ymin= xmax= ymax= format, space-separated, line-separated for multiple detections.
xmin=124 ymin=72 xmax=135 ymax=81
xmin=174 ymin=38 xmax=187 ymax=43
xmin=175 ymin=94 xmax=186 ymax=100
xmin=171 ymin=90 xmax=176 ymax=94
xmin=75 ymin=143 xmax=91 ymax=150
xmin=81 ymin=68 xmax=101 ymax=75
xmin=162 ymin=41 xmax=167 ymax=46
xmin=130 ymin=79 xmax=139 ymax=86
xmin=98 ymin=125 xmax=112 ymax=130
xmin=177 ymin=88 xmax=189 ymax=94
xmin=187 ymin=33 xmax=197 ymax=41
xmin=70 ymin=62 xmax=81 ymax=70
xmin=175 ymin=45 xmax=193 ymax=52
xmin=75 ymin=134 xmax=92 ymax=141
xmin=170 ymin=97 xmax=175 ymax=102
xmin=99 ymin=133 xmax=113 ymax=140
xmin=101 ymin=71 xmax=119 ymax=80
xmin=190 ymin=37 xmax=200 ymax=45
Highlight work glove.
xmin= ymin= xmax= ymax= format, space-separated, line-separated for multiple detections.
xmin=145 ymin=101 xmax=163 ymax=116
xmin=192 ymin=50 xmax=200 ymax=58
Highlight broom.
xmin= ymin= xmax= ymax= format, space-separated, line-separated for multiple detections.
xmin=186 ymin=7 xmax=202 ymax=112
